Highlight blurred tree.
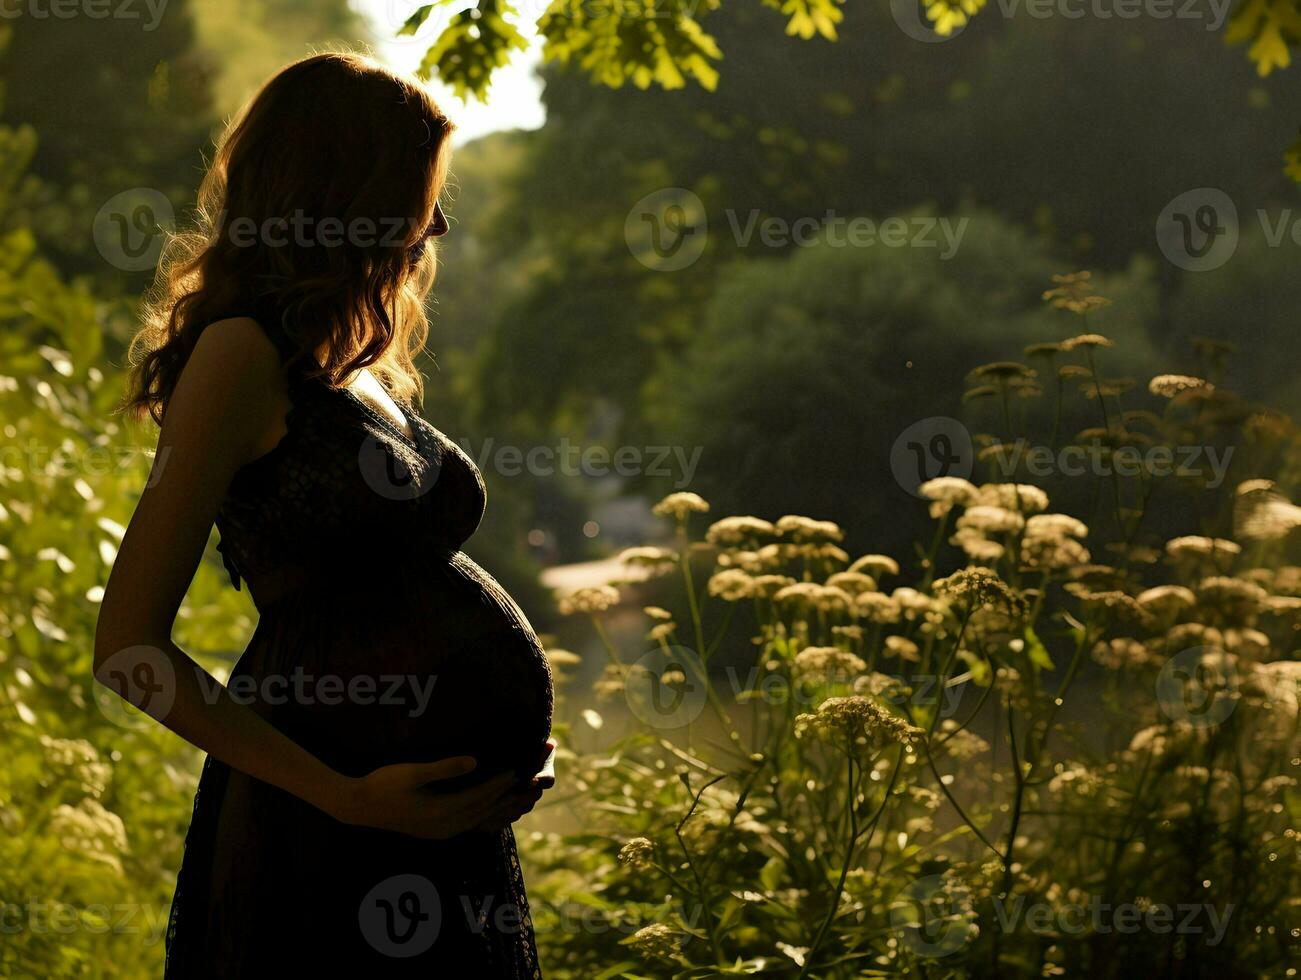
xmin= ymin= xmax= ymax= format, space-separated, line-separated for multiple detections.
xmin=0 ymin=0 xmax=367 ymax=294
xmin=459 ymin=3 xmax=1299 ymax=439
xmin=0 ymin=3 xmax=215 ymax=285
xmin=651 ymin=211 xmax=1166 ymax=561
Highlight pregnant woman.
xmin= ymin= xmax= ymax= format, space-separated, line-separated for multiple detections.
xmin=93 ymin=53 xmax=554 ymax=977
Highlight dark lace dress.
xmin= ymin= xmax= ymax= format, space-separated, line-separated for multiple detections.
xmin=163 ymin=313 xmax=553 ymax=978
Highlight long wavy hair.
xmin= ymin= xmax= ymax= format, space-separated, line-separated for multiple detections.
xmin=128 ymin=52 xmax=454 ymax=423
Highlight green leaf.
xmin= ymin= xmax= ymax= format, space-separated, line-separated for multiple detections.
xmin=1023 ymin=624 xmax=1055 ymax=671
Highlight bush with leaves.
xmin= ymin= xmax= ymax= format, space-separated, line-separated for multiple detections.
xmin=0 ymin=124 xmax=249 ymax=976
xmin=527 ymin=275 xmax=1299 ymax=978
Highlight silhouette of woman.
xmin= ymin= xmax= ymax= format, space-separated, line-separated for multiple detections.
xmin=95 ymin=53 xmax=554 ymax=977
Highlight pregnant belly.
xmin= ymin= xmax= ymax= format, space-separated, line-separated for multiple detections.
xmin=240 ymin=551 xmax=554 ymax=786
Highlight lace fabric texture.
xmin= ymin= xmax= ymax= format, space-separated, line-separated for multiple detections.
xmin=164 ymin=315 xmax=551 ymax=978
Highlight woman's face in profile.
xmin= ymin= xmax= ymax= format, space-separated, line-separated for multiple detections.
xmin=409 ymin=200 xmax=450 ymax=263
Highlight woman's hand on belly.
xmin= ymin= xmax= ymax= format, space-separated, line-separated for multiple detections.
xmin=330 ymin=756 xmax=520 ymax=839
xmin=476 ymin=739 xmax=557 ymax=832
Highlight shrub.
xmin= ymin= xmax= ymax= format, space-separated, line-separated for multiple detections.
xmin=531 ymin=274 xmax=1299 ymax=979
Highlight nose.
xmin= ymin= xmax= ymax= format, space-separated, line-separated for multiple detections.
xmin=429 ymin=201 xmax=450 ymax=238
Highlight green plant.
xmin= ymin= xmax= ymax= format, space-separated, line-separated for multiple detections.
xmin=527 ymin=275 xmax=1300 ymax=978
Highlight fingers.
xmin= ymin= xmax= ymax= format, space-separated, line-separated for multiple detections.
xmin=406 ymin=756 xmax=477 ymax=785
xmin=476 ymin=788 xmax=542 ymax=829
xmin=486 ymin=784 xmax=543 ymax=819
xmin=450 ymin=771 xmax=518 ymax=812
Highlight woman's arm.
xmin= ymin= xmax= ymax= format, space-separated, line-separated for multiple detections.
xmin=94 ymin=318 xmax=517 ymax=838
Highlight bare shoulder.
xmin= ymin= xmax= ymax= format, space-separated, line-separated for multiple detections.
xmin=188 ymin=316 xmax=284 ymax=380
xmin=165 ymin=316 xmax=292 ymax=462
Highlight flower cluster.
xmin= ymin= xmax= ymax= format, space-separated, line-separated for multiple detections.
xmin=627 ymin=923 xmax=682 ymax=960
xmin=617 ymin=836 xmax=656 ymax=870
xmin=558 ymin=585 xmax=621 ymax=615
xmin=933 ymin=567 xmax=1027 ymax=617
xmin=652 ymin=491 xmax=710 ymax=521
xmin=794 ymin=696 xmax=921 ymax=754
xmin=792 ymin=646 xmax=867 ymax=683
